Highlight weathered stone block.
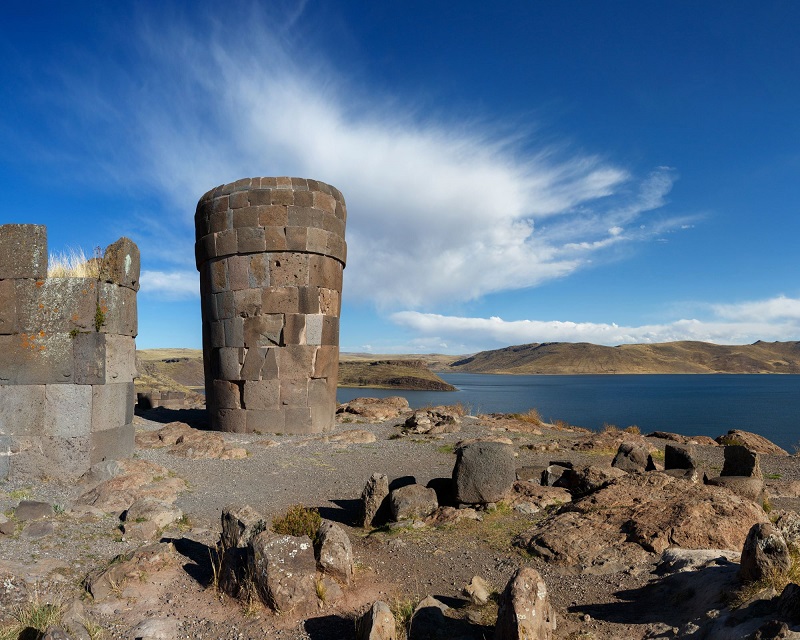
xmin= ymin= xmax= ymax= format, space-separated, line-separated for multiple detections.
xmin=305 ymin=315 xmax=323 ymax=346
xmin=45 ymin=384 xmax=92 ymax=437
xmin=243 ymin=315 xmax=282 ymax=347
xmin=270 ymin=189 xmax=295 ymax=206
xmin=91 ymin=382 xmax=134 ymax=432
xmin=216 ymin=229 xmax=238 ymax=256
xmin=257 ymin=204 xmax=288 ymax=227
xmin=283 ymin=314 xmax=306 ymax=344
xmin=100 ymin=237 xmax=140 ymax=291
xmin=15 ymin=278 xmax=97 ymax=333
xmin=232 ymin=207 xmax=259 ymax=228
xmin=247 ymin=408 xmax=285 ymax=432
xmin=269 ymin=252 xmax=309 ymax=287
xmin=321 ymin=315 xmax=339 ymax=346
xmin=217 ymin=408 xmax=248 ymax=433
xmin=280 ymin=379 xmax=308 ymax=406
xmin=240 ymin=347 xmax=267 ymax=381
xmin=284 ymin=407 xmax=313 ymax=433
xmin=313 ymin=346 xmax=338 ymax=379
xmin=249 ymin=255 xmax=270 ymax=288
xmin=0 ymin=385 xmax=46 ymax=435
xmin=297 ymin=287 xmax=320 ymax=314
xmin=243 ymin=380 xmax=280 ymax=410
xmin=0 ymin=279 xmax=17 ymax=334
xmin=319 ymin=288 xmax=340 ymax=316
xmin=98 ymin=284 xmax=137 ymax=336
xmin=238 ymin=227 xmax=267 ymax=253
xmin=216 ymin=291 xmax=235 ymax=319
xmin=212 ymin=379 xmax=241 ymax=409
xmin=277 ymin=345 xmax=315 ymax=379
xmin=0 ymin=332 xmax=74 ymax=384
xmin=262 ymin=286 xmax=298 ymax=313
xmin=216 ymin=348 xmax=244 ymax=380
xmin=307 ymin=228 xmax=329 ymax=254
xmin=74 ymin=334 xmax=136 ymax=384
xmin=227 ymin=255 xmax=251 ymax=291
xmin=209 ymin=260 xmax=229 ymax=293
xmin=285 ymin=226 xmax=308 ymax=251
xmin=233 ymin=288 xmax=262 ymax=317
xmin=90 ymin=422 xmax=134 ymax=464
xmin=261 ymin=348 xmax=279 ymax=379
xmin=263 ymin=226 xmax=287 ymax=251
xmin=0 ymin=224 xmax=47 ymax=279
xmin=223 ymin=317 xmax=244 ymax=347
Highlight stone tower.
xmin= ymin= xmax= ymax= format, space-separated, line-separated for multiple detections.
xmin=0 ymin=225 xmax=138 ymax=479
xmin=194 ymin=177 xmax=346 ymax=434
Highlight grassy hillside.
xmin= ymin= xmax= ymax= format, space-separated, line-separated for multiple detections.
xmin=137 ymin=350 xmax=456 ymax=391
xmin=338 ymin=359 xmax=456 ymax=390
xmin=448 ymin=341 xmax=800 ymax=374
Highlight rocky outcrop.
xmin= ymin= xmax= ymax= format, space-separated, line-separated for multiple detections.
xmin=493 ymin=567 xmax=556 ymax=640
xmin=664 ymin=443 xmax=696 ymax=470
xmin=390 ymin=484 xmax=438 ymax=521
xmin=517 ymin=472 xmax=769 ymax=573
xmin=739 ymin=522 xmax=792 ymax=583
xmin=337 ymin=397 xmax=411 ymax=422
xmin=402 ymin=407 xmax=461 ymax=435
xmin=135 ymin=421 xmax=247 ymax=459
xmin=315 ymin=520 xmax=354 ymax=585
xmin=611 ymin=441 xmax=656 ymax=472
xmin=721 ymin=444 xmax=763 ymax=478
xmin=250 ymin=532 xmax=317 ymax=613
xmin=716 ymin=429 xmax=788 ymax=455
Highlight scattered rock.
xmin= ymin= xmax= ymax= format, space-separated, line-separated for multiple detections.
xmin=14 ymin=500 xmax=54 ymax=521
xmin=740 ymin=522 xmax=792 ymax=583
xmin=125 ymin=497 xmax=182 ymax=530
xmin=721 ymin=444 xmax=762 ymax=478
xmin=494 ymin=567 xmax=556 ymax=640
xmin=21 ymin=520 xmax=55 ymax=539
xmin=408 ymin=595 xmax=450 ymax=640
xmin=86 ymin=542 xmax=175 ymax=601
xmin=657 ymin=548 xmax=740 ymax=574
xmin=324 ymin=429 xmax=377 ymax=445
xmin=542 ymin=464 xmax=571 ymax=487
xmin=360 ymin=473 xmax=390 ymax=528
xmin=356 ymin=601 xmax=396 ymax=640
xmin=707 ymin=475 xmax=767 ymax=503
xmin=337 ymin=397 xmax=410 ymax=422
xmin=463 ymin=575 xmax=491 ymax=605
xmin=453 ymin=441 xmax=516 ymax=505
xmin=611 ymin=441 xmax=656 ymax=472
xmin=250 ymin=532 xmax=316 ymax=612
xmin=390 ymin=484 xmax=438 ymax=521
xmin=556 ymin=465 xmax=627 ymax=497
xmin=717 ymin=430 xmax=788 ymax=455
xmin=131 ymin=617 xmax=178 ymax=640
xmin=772 ymin=510 xmax=800 ymax=548
xmin=41 ymin=628 xmax=73 ymax=640
xmin=403 ymin=407 xmax=461 ymax=434
xmin=424 ymin=506 xmax=482 ymax=527
xmin=219 ymin=504 xmax=266 ymax=596
xmin=510 ymin=481 xmax=571 ymax=510
xmin=647 ymin=431 xmax=718 ymax=446
xmin=315 ymin=520 xmax=354 ymax=585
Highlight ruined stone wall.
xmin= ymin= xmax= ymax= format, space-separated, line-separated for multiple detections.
xmin=195 ymin=177 xmax=346 ymax=434
xmin=0 ymin=224 xmax=139 ymax=479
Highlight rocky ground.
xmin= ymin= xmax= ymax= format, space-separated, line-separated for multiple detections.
xmin=3 ymin=400 xmax=800 ymax=639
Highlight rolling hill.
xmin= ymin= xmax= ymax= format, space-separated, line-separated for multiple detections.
xmin=448 ymin=341 xmax=800 ymax=375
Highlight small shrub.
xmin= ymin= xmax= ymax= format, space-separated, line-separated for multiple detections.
xmin=94 ymin=303 xmax=106 ymax=332
xmin=510 ymin=408 xmax=542 ymax=426
xmin=315 ymin=577 xmax=327 ymax=603
xmin=0 ymin=595 xmax=62 ymax=640
xmin=553 ymin=419 xmax=571 ymax=430
xmin=391 ymin=597 xmax=416 ymax=639
xmin=766 ymin=473 xmax=783 ymax=480
xmin=623 ymin=425 xmax=640 ymax=435
xmin=602 ymin=423 xmax=619 ymax=433
xmin=271 ymin=504 xmax=321 ymax=541
xmin=718 ymin=434 xmax=745 ymax=446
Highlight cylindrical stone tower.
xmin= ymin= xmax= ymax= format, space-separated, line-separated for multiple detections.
xmin=195 ymin=177 xmax=346 ymax=434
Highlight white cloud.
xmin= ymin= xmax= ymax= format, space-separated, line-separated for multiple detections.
xmin=54 ymin=5 xmax=690 ymax=307
xmin=140 ymin=270 xmax=198 ymax=300
xmin=391 ymin=295 xmax=800 ymax=352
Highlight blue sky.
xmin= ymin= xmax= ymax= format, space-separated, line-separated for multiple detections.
xmin=2 ymin=1 xmax=799 ymax=353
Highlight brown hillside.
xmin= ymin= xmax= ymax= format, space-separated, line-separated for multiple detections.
xmin=449 ymin=340 xmax=800 ymax=374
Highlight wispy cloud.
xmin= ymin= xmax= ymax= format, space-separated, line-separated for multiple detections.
xmin=47 ymin=4 xmax=689 ymax=307
xmin=140 ymin=270 xmax=198 ymax=300
xmin=390 ymin=294 xmax=800 ymax=352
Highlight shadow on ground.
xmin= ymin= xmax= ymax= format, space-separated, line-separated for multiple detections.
xmin=136 ymin=407 xmax=210 ymax=429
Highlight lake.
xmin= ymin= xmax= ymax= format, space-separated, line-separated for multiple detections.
xmin=337 ymin=373 xmax=800 ymax=451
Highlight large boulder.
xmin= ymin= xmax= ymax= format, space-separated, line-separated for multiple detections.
xmin=360 ymin=473 xmax=389 ymax=528
xmin=555 ymin=465 xmax=627 ymax=497
xmin=721 ymin=445 xmax=762 ymax=478
xmin=706 ymin=476 xmax=766 ymax=503
xmin=517 ymin=472 xmax=769 ymax=574
xmin=611 ymin=441 xmax=656 ymax=473
xmin=453 ymin=441 xmax=516 ymax=505
xmin=664 ymin=444 xmax=696 ymax=470
xmin=315 ymin=520 xmax=353 ymax=585
xmin=739 ymin=522 xmax=792 ymax=583
xmin=493 ymin=567 xmax=556 ymax=640
xmin=390 ymin=484 xmax=438 ymax=522
xmin=250 ymin=532 xmax=316 ymax=612
xmin=716 ymin=429 xmax=788 ymax=455
xmin=403 ymin=407 xmax=461 ymax=434
xmin=356 ymin=601 xmax=396 ymax=640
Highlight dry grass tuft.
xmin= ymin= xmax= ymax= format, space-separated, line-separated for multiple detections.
xmin=271 ymin=504 xmax=322 ymax=541
xmin=624 ymin=425 xmax=641 ymax=435
xmin=510 ymin=408 xmax=543 ymax=426
xmin=728 ymin=546 xmax=800 ymax=608
xmin=47 ymin=247 xmax=101 ymax=278
xmin=0 ymin=593 xmax=62 ymax=640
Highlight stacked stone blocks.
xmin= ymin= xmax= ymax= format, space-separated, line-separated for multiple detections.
xmin=195 ymin=177 xmax=346 ymax=434
xmin=0 ymin=224 xmax=139 ymax=478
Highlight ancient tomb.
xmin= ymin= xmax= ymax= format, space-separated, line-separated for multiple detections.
xmin=195 ymin=177 xmax=346 ymax=434
xmin=0 ymin=224 xmax=139 ymax=479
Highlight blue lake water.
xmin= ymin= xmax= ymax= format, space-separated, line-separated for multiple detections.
xmin=337 ymin=373 xmax=800 ymax=451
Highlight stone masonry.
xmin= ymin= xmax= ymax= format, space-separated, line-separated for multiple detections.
xmin=195 ymin=177 xmax=346 ymax=434
xmin=0 ymin=224 xmax=139 ymax=479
